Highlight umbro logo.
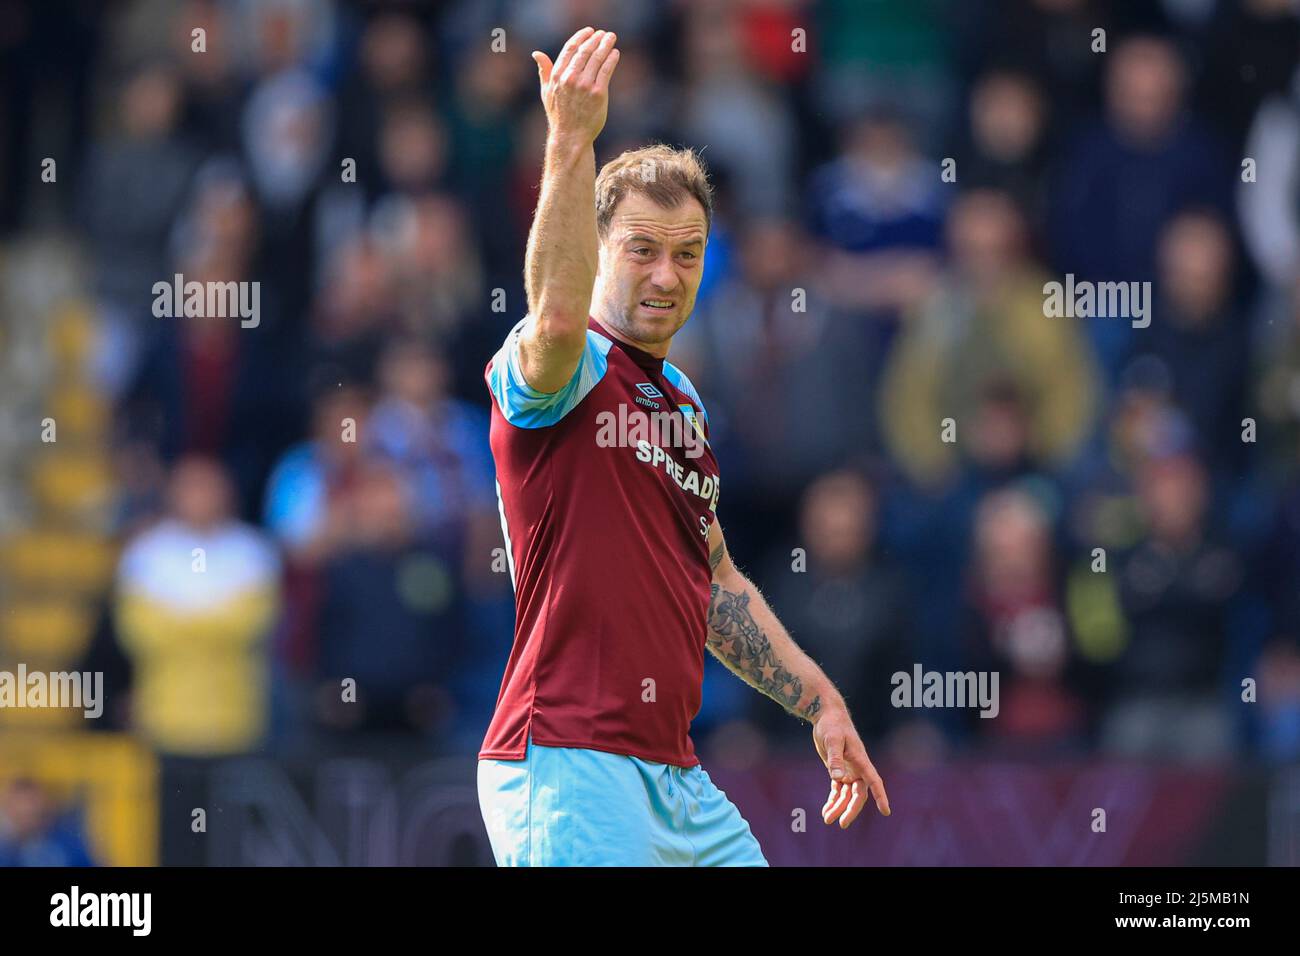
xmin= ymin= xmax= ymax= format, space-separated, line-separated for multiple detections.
xmin=634 ymin=382 xmax=664 ymax=398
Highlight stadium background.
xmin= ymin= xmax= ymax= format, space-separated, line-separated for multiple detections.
xmin=1 ymin=0 xmax=1298 ymax=865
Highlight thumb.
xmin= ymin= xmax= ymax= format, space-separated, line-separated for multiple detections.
xmin=824 ymin=735 xmax=846 ymax=781
xmin=532 ymin=51 xmax=553 ymax=86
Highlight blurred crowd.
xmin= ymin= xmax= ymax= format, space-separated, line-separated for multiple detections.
xmin=3 ymin=0 xmax=1300 ymax=791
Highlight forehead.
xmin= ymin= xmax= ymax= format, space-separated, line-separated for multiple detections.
xmin=608 ymin=192 xmax=708 ymax=241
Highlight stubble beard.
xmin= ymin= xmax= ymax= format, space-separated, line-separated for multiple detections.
xmin=592 ymin=272 xmax=690 ymax=351
xmin=629 ymin=311 xmax=684 ymax=346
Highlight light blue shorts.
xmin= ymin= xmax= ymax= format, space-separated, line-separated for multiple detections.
xmin=477 ymin=737 xmax=768 ymax=867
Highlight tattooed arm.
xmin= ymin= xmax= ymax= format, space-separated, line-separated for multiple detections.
xmin=705 ymin=519 xmax=892 ymax=825
xmin=705 ymin=524 xmax=838 ymax=724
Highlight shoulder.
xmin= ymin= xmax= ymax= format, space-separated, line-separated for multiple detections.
xmin=485 ymin=317 xmax=615 ymax=428
xmin=202 ymin=523 xmax=281 ymax=589
xmin=118 ymin=521 xmax=170 ymax=578
xmin=661 ymin=360 xmax=709 ymax=423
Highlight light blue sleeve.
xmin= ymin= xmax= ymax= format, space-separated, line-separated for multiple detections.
xmin=486 ymin=317 xmax=611 ymax=428
xmin=662 ymin=360 xmax=710 ymax=430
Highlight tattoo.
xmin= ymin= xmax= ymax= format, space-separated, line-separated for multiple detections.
xmin=708 ymin=541 xmax=725 ymax=572
xmin=804 ymin=694 xmax=822 ymax=721
xmin=707 ymin=583 xmax=820 ymax=721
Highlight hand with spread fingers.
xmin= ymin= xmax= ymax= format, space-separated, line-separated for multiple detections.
xmin=532 ymin=26 xmax=621 ymax=145
xmin=813 ymin=704 xmax=891 ymax=828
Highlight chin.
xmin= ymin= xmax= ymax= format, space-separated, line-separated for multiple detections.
xmin=643 ymin=318 xmax=684 ymax=344
xmin=619 ymin=311 xmax=676 ymax=342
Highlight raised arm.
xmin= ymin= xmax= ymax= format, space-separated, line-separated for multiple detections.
xmin=519 ymin=27 xmax=620 ymax=394
xmin=706 ymin=520 xmax=891 ymax=825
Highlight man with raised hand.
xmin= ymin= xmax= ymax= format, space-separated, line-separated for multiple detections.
xmin=478 ymin=26 xmax=891 ymax=867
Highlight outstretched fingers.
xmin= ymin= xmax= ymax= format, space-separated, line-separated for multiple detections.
xmin=582 ymin=31 xmax=618 ymax=87
xmin=840 ymin=752 xmax=889 ymax=826
xmin=864 ymin=764 xmax=891 ymax=818
xmin=564 ymin=29 xmax=607 ymax=82
xmin=822 ymin=749 xmax=891 ymax=827
xmin=838 ymin=781 xmax=865 ymax=828
xmin=551 ymin=26 xmax=595 ymax=79
xmin=595 ymin=47 xmax=620 ymax=91
xmin=851 ymin=745 xmax=890 ymax=818
xmin=822 ymin=779 xmax=851 ymax=824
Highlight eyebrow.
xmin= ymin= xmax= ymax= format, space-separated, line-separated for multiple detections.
xmin=626 ymin=234 xmax=704 ymax=247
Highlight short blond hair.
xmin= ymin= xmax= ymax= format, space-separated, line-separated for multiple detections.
xmin=594 ymin=144 xmax=713 ymax=240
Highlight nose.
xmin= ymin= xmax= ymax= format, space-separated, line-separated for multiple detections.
xmin=650 ymin=252 xmax=679 ymax=292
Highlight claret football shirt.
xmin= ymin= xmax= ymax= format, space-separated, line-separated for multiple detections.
xmin=481 ymin=315 xmax=720 ymax=767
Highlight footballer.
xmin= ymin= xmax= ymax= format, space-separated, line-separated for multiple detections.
xmin=477 ymin=26 xmax=891 ymax=866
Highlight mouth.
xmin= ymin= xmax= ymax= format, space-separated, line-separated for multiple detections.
xmin=639 ymin=299 xmax=676 ymax=314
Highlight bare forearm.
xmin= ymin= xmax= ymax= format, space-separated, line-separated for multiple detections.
xmin=525 ymin=133 xmax=598 ymax=323
xmin=706 ymin=571 xmax=841 ymax=723
xmin=519 ymin=27 xmax=618 ymax=392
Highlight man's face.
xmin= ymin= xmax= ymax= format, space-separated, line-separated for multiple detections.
xmin=169 ymin=458 xmax=232 ymax=530
xmin=1107 ymin=39 xmax=1183 ymax=141
xmin=597 ymin=191 xmax=708 ymax=351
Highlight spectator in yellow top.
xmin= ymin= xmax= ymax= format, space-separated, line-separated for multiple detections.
xmin=879 ymin=189 xmax=1100 ymax=488
xmin=114 ymin=456 xmax=280 ymax=756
